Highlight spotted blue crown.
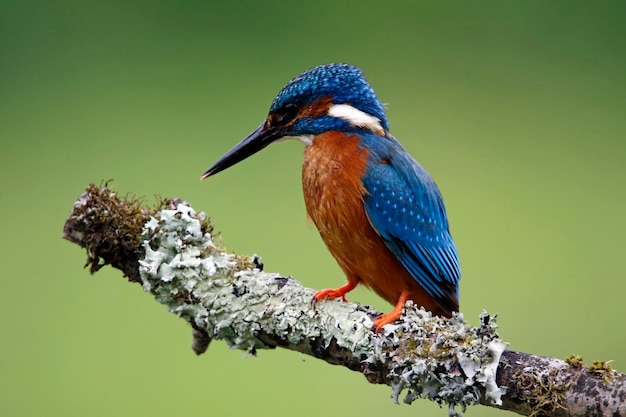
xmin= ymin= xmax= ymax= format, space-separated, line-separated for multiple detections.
xmin=270 ymin=63 xmax=390 ymax=132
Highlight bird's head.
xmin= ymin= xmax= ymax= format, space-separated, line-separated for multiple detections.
xmin=202 ymin=63 xmax=389 ymax=178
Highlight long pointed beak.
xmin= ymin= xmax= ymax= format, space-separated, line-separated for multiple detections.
xmin=201 ymin=123 xmax=281 ymax=179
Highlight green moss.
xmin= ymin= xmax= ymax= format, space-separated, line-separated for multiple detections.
xmin=66 ymin=183 xmax=221 ymax=284
xmin=67 ymin=183 xmax=153 ymax=281
xmin=589 ymin=360 xmax=616 ymax=384
xmin=512 ymin=368 xmax=568 ymax=417
xmin=565 ymin=354 xmax=584 ymax=368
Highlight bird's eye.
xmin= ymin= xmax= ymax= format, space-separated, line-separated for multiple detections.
xmin=274 ymin=103 xmax=299 ymax=124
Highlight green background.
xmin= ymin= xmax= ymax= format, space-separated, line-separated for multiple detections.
xmin=2 ymin=1 xmax=625 ymax=416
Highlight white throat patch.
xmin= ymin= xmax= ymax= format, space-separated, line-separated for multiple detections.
xmin=327 ymin=104 xmax=384 ymax=135
xmin=277 ymin=135 xmax=313 ymax=146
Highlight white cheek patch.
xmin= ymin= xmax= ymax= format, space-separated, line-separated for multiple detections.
xmin=327 ymin=104 xmax=384 ymax=135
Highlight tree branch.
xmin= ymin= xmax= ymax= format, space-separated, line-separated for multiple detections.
xmin=62 ymin=184 xmax=626 ymax=416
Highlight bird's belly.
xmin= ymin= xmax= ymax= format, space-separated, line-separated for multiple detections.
xmin=302 ymin=132 xmax=423 ymax=305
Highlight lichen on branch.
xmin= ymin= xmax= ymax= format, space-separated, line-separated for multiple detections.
xmin=62 ymin=184 xmax=626 ymax=417
xmin=137 ymin=201 xmax=506 ymax=415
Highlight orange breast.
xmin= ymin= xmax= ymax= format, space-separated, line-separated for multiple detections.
xmin=301 ymin=131 xmax=444 ymax=313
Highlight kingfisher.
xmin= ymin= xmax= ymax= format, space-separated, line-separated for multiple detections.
xmin=202 ymin=63 xmax=460 ymax=329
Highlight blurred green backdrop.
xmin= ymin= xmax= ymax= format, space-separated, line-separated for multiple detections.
xmin=2 ymin=1 xmax=625 ymax=416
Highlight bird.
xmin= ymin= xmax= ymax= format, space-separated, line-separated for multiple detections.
xmin=201 ymin=63 xmax=460 ymax=330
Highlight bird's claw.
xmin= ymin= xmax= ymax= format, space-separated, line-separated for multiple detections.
xmin=372 ymin=313 xmax=400 ymax=331
xmin=311 ymin=288 xmax=348 ymax=310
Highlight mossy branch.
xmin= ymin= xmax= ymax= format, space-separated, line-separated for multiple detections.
xmin=63 ymin=184 xmax=626 ymax=417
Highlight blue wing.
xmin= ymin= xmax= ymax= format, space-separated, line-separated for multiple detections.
xmin=361 ymin=137 xmax=460 ymax=305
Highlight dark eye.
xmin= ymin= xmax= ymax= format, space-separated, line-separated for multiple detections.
xmin=274 ymin=103 xmax=299 ymax=124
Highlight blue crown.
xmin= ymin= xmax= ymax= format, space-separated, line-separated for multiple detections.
xmin=269 ymin=63 xmax=389 ymax=131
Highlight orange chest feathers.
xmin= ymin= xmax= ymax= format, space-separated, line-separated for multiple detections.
xmin=301 ymin=132 xmax=372 ymax=257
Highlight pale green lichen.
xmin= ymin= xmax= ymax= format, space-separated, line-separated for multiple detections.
xmin=138 ymin=203 xmax=376 ymax=351
xmin=138 ymin=204 xmax=506 ymax=416
xmin=369 ymin=308 xmax=507 ymax=416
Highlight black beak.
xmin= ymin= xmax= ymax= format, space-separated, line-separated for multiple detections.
xmin=201 ymin=123 xmax=281 ymax=179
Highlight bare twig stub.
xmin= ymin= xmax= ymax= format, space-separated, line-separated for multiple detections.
xmin=63 ymin=184 xmax=626 ymax=416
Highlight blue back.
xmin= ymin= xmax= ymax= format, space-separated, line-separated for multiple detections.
xmin=360 ymin=133 xmax=461 ymax=303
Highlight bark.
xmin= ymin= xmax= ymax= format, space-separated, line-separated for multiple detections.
xmin=62 ymin=184 xmax=626 ymax=417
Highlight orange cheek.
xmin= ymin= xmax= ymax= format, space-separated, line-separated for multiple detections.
xmin=297 ymin=96 xmax=333 ymax=120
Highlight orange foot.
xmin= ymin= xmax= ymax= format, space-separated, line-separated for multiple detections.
xmin=372 ymin=291 xmax=410 ymax=331
xmin=312 ymin=281 xmax=357 ymax=308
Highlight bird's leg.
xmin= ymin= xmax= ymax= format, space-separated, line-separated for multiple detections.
xmin=372 ymin=291 xmax=410 ymax=330
xmin=312 ymin=280 xmax=358 ymax=308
